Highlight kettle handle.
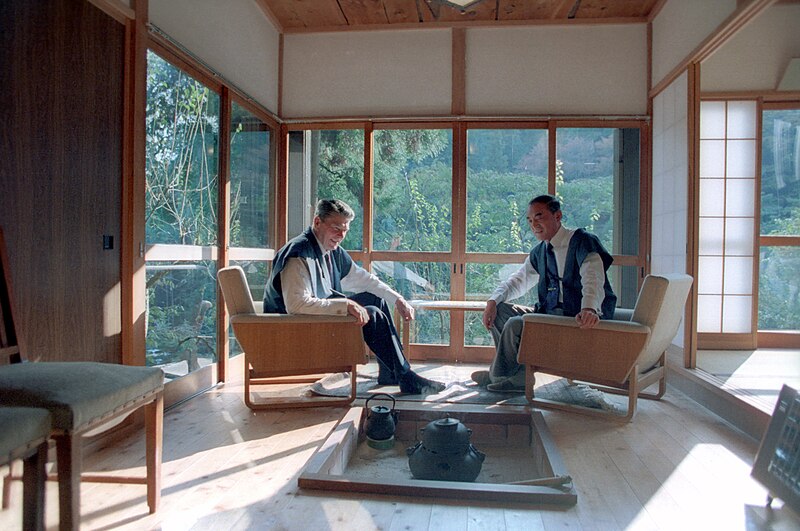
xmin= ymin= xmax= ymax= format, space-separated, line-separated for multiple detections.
xmin=365 ymin=392 xmax=395 ymax=411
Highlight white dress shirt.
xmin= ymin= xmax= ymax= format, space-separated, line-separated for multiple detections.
xmin=488 ymin=226 xmax=606 ymax=313
xmin=280 ymin=235 xmax=401 ymax=315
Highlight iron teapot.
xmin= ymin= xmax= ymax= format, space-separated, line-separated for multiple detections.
xmin=364 ymin=393 xmax=397 ymax=449
xmin=407 ymin=416 xmax=485 ymax=482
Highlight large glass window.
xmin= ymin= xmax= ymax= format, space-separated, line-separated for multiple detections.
xmin=228 ymin=101 xmax=273 ymax=356
xmin=464 ymin=128 xmax=548 ymax=348
xmin=759 ymin=108 xmax=800 ymax=332
xmin=229 ymin=101 xmax=272 ymax=303
xmin=315 ymin=129 xmax=365 ymax=250
xmin=230 ymin=102 xmax=271 ymax=249
xmin=556 ymin=128 xmax=641 ymax=257
xmin=145 ymin=50 xmax=219 ymax=378
xmin=466 ymin=129 xmax=546 ymax=253
xmin=284 ymin=121 xmax=647 ymax=360
xmin=373 ymin=128 xmax=453 ymax=252
xmin=371 ymin=128 xmax=453 ymax=352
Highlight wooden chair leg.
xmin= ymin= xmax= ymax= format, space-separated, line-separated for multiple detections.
xmin=22 ymin=442 xmax=47 ymax=531
xmin=145 ymin=394 xmax=164 ymax=514
xmin=2 ymin=459 xmax=16 ymax=509
xmin=54 ymin=433 xmax=81 ymax=531
xmin=622 ymin=367 xmax=639 ymax=422
xmin=525 ymin=367 xmax=535 ymax=403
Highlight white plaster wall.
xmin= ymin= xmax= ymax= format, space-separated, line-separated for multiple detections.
xmin=652 ymin=72 xmax=689 ymax=347
xmin=282 ymin=30 xmax=452 ymax=119
xmin=701 ymin=4 xmax=800 ymax=92
xmin=466 ymin=25 xmax=648 ymax=115
xmin=652 ymin=0 xmax=736 ymax=88
xmin=149 ymin=0 xmax=280 ymax=114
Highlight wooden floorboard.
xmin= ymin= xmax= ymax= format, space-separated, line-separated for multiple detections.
xmin=1 ymin=362 xmax=799 ymax=530
xmin=696 ymin=348 xmax=800 ymax=411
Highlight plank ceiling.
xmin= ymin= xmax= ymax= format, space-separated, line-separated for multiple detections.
xmin=256 ymin=0 xmax=664 ymax=33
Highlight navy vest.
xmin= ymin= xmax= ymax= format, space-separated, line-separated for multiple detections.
xmin=528 ymin=228 xmax=617 ymax=319
xmin=263 ymin=228 xmax=354 ymax=314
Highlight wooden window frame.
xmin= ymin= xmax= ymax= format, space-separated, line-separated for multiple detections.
xmin=757 ymin=101 xmax=800 ymax=349
xmin=130 ymin=30 xmax=278 ymax=402
xmin=281 ymin=118 xmax=651 ymax=362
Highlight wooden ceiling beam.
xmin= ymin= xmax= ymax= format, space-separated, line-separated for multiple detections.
xmin=383 ymin=0 xmax=422 ymax=24
xmin=254 ymin=0 xmax=284 ymax=32
xmin=261 ymin=0 xmax=667 ymax=30
xmin=552 ymin=0 xmax=578 ymax=19
xmin=338 ymin=0 xmax=388 ymax=25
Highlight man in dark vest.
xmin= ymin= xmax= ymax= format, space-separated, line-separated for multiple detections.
xmin=264 ymin=199 xmax=445 ymax=395
xmin=474 ymin=194 xmax=617 ymax=393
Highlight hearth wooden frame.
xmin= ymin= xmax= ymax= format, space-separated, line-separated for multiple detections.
xmin=298 ymin=402 xmax=576 ymax=505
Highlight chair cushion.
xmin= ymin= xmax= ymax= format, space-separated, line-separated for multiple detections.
xmin=0 ymin=407 xmax=51 ymax=464
xmin=0 ymin=362 xmax=163 ymax=432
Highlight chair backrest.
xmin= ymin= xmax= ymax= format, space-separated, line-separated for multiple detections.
xmin=0 ymin=227 xmax=22 ymax=365
xmin=631 ymin=273 xmax=694 ymax=368
xmin=217 ymin=266 xmax=257 ymax=317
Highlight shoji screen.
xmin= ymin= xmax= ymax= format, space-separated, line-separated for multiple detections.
xmin=697 ymin=101 xmax=758 ymax=339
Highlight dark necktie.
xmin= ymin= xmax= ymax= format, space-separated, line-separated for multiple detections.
xmin=324 ymin=253 xmax=334 ymax=280
xmin=544 ymin=242 xmax=560 ymax=313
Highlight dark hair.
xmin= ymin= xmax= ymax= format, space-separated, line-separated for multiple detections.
xmin=315 ymin=199 xmax=355 ymax=221
xmin=529 ymin=194 xmax=561 ymax=214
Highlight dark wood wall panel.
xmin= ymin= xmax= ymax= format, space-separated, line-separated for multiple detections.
xmin=0 ymin=0 xmax=124 ymax=362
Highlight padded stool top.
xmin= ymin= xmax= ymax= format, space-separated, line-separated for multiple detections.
xmin=0 ymin=407 xmax=51 ymax=464
xmin=0 ymin=362 xmax=164 ymax=432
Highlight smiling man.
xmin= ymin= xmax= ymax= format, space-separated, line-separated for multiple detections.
xmin=263 ymin=199 xmax=444 ymax=395
xmin=474 ymin=194 xmax=617 ymax=393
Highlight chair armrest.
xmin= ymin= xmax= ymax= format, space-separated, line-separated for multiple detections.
xmin=230 ymin=314 xmax=365 ymax=373
xmin=230 ymin=314 xmax=359 ymax=325
xmin=520 ymin=313 xmax=649 ymax=333
xmin=612 ymin=308 xmax=634 ymax=322
xmin=518 ymin=314 xmax=651 ymax=384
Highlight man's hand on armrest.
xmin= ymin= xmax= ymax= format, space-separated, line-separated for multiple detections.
xmin=482 ymin=300 xmax=497 ymax=330
xmin=346 ymin=299 xmax=370 ymax=326
xmin=575 ymin=308 xmax=600 ymax=329
xmin=394 ymin=298 xmax=415 ymax=322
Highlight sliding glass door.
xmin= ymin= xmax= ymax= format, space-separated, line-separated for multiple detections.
xmin=144 ymin=48 xmax=276 ymax=400
xmin=145 ymin=50 xmax=220 ymax=383
xmin=759 ymin=105 xmax=800 ymax=346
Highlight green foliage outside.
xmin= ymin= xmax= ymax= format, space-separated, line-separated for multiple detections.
xmin=144 ymin=52 xmax=220 ymax=372
xmin=145 ymin=56 xmax=276 ymax=371
xmin=311 ymin=127 xmax=634 ymax=346
xmin=759 ymin=110 xmax=800 ymax=330
xmin=312 ymin=130 xmax=366 ymax=249
xmin=229 ymin=101 xmax=271 ymax=249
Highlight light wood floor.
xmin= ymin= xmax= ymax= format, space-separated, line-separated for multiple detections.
xmin=2 ymin=362 xmax=799 ymax=530
xmin=697 ymin=348 xmax=800 ymax=412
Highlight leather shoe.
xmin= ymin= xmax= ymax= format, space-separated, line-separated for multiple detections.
xmin=471 ymin=370 xmax=491 ymax=387
xmin=377 ymin=371 xmax=397 ymax=385
xmin=399 ymin=372 xmax=445 ymax=395
xmin=486 ymin=379 xmax=525 ymax=394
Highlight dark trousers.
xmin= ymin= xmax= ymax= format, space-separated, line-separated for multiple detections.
xmin=349 ymin=292 xmax=410 ymax=382
xmin=488 ymin=302 xmax=535 ymax=384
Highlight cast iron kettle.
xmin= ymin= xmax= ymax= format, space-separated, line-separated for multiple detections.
xmin=407 ymin=416 xmax=485 ymax=482
xmin=364 ymin=393 xmax=397 ymax=449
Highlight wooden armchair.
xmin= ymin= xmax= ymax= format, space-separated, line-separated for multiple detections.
xmin=518 ymin=273 xmax=693 ymax=421
xmin=217 ymin=266 xmax=366 ymax=410
xmin=0 ymin=228 xmax=164 ymax=529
